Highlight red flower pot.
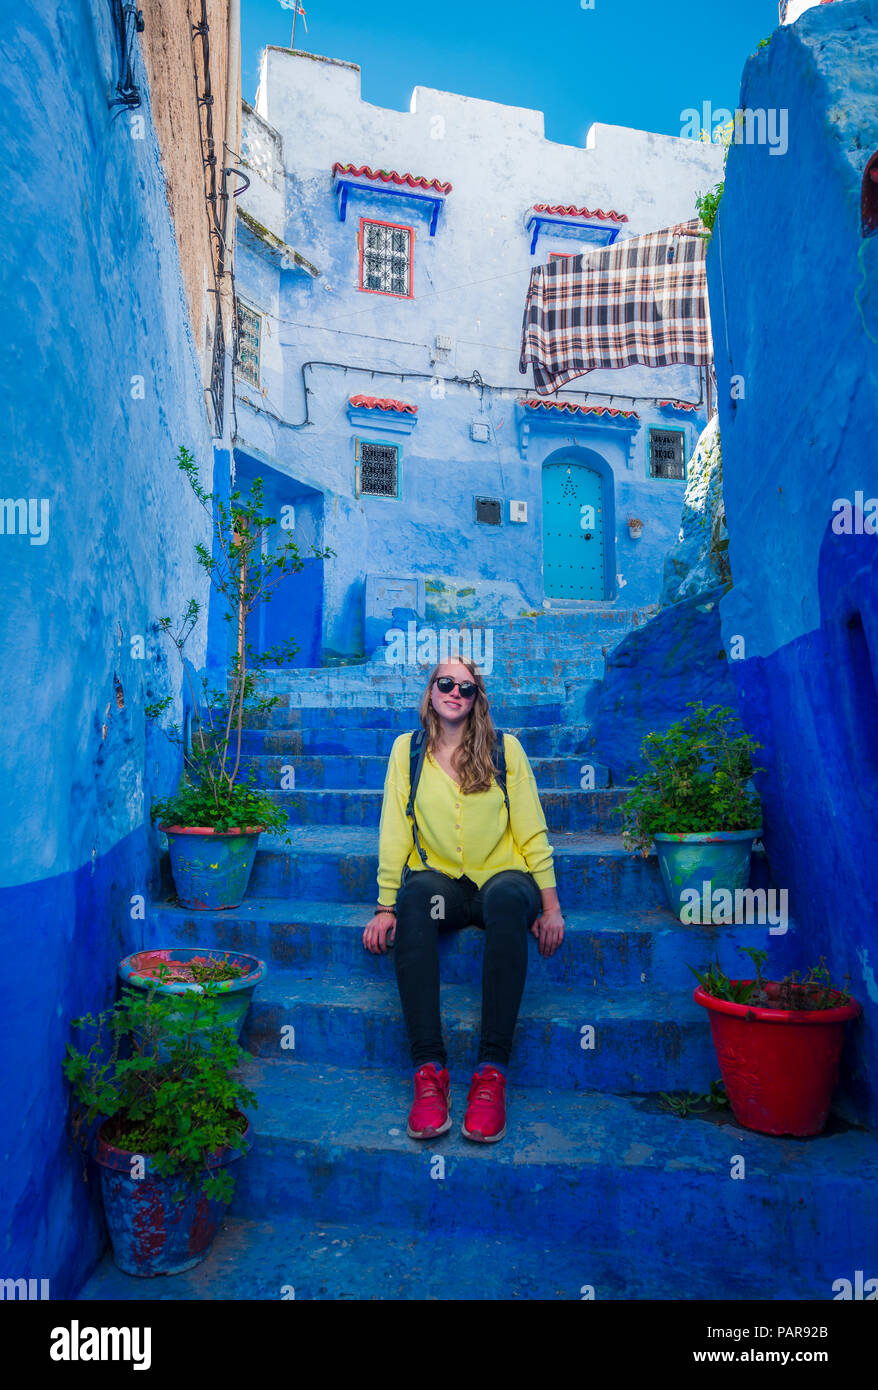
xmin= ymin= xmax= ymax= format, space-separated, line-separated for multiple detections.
xmin=694 ymin=983 xmax=861 ymax=1136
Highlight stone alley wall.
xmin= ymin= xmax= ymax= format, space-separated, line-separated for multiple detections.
xmin=0 ymin=1 xmax=222 ymax=1295
xmin=710 ymin=1 xmax=878 ymax=1126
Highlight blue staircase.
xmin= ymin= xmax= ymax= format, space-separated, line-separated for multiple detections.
xmin=79 ymin=611 xmax=878 ymax=1300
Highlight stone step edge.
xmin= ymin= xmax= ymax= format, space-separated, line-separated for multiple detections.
xmin=74 ymin=1212 xmax=825 ymax=1302
xmin=239 ymin=1057 xmax=878 ymax=1176
xmin=149 ymin=895 xmax=794 ymax=940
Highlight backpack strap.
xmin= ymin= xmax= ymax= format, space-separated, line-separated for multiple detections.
xmin=406 ymin=728 xmax=509 ymax=869
xmin=493 ymin=729 xmax=509 ymax=814
xmin=407 ymin=729 xmax=431 ymax=866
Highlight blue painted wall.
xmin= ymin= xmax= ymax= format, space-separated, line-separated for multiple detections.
xmin=586 ymin=585 xmax=739 ymax=785
xmin=0 ymin=2 xmax=218 ymax=1294
xmin=709 ymin=1 xmax=878 ymax=1126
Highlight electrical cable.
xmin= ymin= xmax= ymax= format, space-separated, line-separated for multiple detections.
xmin=232 ymin=358 xmax=703 ymax=433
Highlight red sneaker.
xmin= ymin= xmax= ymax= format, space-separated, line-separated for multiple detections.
xmin=461 ymin=1066 xmax=507 ymax=1142
xmin=406 ymin=1063 xmax=452 ymax=1139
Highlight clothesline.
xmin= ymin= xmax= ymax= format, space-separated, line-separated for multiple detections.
xmin=519 ymin=219 xmax=714 ymax=395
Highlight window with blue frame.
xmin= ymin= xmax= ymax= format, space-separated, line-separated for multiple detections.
xmin=358 ymin=440 xmax=399 ymax=497
xmin=359 ymin=218 xmax=413 ymax=297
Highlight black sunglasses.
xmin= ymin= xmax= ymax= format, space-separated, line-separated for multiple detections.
xmin=434 ymin=676 xmax=478 ymax=699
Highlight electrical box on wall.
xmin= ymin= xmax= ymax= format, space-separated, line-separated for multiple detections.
xmin=470 ymin=420 xmax=490 ymax=443
xmin=509 ymin=500 xmax=527 ymax=523
xmin=430 ymin=333 xmax=454 ymax=365
xmin=474 ymin=496 xmax=502 ymax=525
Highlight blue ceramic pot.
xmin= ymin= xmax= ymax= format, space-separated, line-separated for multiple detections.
xmin=93 ymin=1118 xmax=251 ymax=1277
xmin=118 ymin=948 xmax=266 ymax=1042
xmin=653 ymin=828 xmax=762 ymax=920
xmin=161 ymin=824 xmax=261 ymax=909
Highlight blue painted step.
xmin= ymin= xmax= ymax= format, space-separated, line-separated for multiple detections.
xmin=240 ymin=970 xmax=731 ymax=1092
xmin=76 ymin=1212 xmax=820 ymax=1301
xmin=236 ymin=752 xmax=610 ymax=790
xmin=159 ymin=827 xmax=668 ymax=908
xmin=148 ymin=898 xmax=801 ymax=990
xmin=215 ymin=1058 xmax=878 ymax=1297
xmin=228 ymin=701 xmax=565 ymax=730
xmin=232 ymin=723 xmax=598 ymax=760
xmin=254 ymin=787 xmax=627 ymax=832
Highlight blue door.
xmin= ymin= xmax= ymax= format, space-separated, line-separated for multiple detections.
xmin=542 ymin=460 xmax=605 ymax=599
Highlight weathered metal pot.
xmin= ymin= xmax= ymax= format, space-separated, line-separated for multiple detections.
xmin=160 ymin=824 xmax=262 ymax=909
xmin=653 ymin=828 xmax=762 ymax=920
xmin=93 ymin=1117 xmax=251 ymax=1276
xmin=118 ymin=947 xmax=265 ymax=1041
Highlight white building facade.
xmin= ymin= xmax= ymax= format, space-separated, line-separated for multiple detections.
xmin=233 ymin=47 xmax=724 ymax=663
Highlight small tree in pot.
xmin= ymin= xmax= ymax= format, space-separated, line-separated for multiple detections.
xmin=619 ymin=702 xmax=764 ymax=919
xmin=147 ymin=446 xmax=325 ymax=908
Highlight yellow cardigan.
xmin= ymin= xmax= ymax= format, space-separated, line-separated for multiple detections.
xmin=376 ymin=732 xmax=556 ymax=907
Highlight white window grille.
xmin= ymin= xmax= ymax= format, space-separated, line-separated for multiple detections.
xmin=360 ymin=221 xmax=412 ymax=296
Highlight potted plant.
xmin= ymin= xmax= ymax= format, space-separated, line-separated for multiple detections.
xmin=690 ymin=948 xmax=861 ymax=1137
xmin=146 ymin=446 xmax=323 ymax=909
xmin=63 ymin=983 xmax=257 ymax=1276
xmin=619 ymin=702 xmax=763 ymax=919
xmin=118 ymin=948 xmax=266 ymax=1042
xmin=627 ymin=515 xmax=644 ymax=539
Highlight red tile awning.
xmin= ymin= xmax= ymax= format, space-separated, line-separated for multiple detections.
xmin=518 ymin=398 xmax=639 ymax=419
xmin=658 ymin=400 xmax=699 ymax=412
xmin=349 ymin=395 xmax=418 ymax=414
xmin=332 ymin=163 xmax=452 ymax=194
xmin=532 ymin=203 xmax=628 ymax=223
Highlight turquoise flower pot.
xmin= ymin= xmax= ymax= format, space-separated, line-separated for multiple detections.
xmin=653 ymin=828 xmax=762 ymax=920
xmin=161 ymin=824 xmax=262 ymax=909
xmin=118 ymin=947 xmax=266 ymax=1042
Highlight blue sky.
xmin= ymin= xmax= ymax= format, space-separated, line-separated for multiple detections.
xmin=242 ymin=0 xmax=780 ymax=145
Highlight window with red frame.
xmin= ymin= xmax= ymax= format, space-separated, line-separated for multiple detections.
xmin=359 ymin=219 xmax=413 ymax=296
xmin=548 ymin=252 xmax=577 ymax=263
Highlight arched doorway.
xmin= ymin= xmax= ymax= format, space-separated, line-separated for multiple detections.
xmin=542 ymin=448 xmax=615 ymax=600
xmin=233 ymin=451 xmax=325 ymax=669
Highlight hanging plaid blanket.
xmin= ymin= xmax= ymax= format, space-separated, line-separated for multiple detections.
xmin=519 ymin=219 xmax=712 ymax=394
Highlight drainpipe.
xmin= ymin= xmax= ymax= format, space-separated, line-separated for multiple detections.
xmin=221 ymin=0 xmax=241 ymax=452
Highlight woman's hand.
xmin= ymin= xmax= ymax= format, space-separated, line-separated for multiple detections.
xmin=530 ymin=906 xmax=565 ymax=957
xmin=363 ymin=910 xmax=396 ymax=954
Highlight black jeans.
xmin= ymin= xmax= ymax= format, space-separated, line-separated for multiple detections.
xmin=392 ymin=865 xmax=543 ymax=1068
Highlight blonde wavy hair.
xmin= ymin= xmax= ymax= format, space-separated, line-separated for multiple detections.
xmin=417 ymin=659 xmax=500 ymax=794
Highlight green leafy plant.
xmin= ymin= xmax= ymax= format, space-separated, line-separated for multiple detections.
xmin=659 ymin=1080 xmax=728 ymax=1117
xmin=660 ymin=1090 xmax=708 ymax=1117
xmin=148 ymin=956 xmax=247 ymax=985
xmin=695 ymin=182 xmax=724 ymax=233
xmin=147 ymin=445 xmax=332 ymax=834
xmin=694 ymin=114 xmax=736 ymax=235
xmin=619 ymin=702 xmax=763 ymax=855
xmin=770 ymin=959 xmax=852 ymax=1012
xmin=688 ymin=946 xmax=852 ymax=1012
xmin=63 ymin=985 xmax=256 ymax=1203
xmin=687 ymin=957 xmax=757 ymax=1005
